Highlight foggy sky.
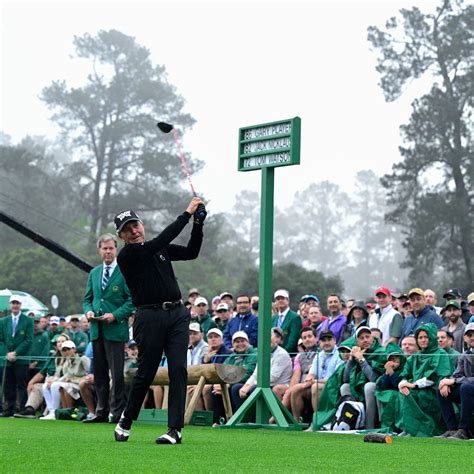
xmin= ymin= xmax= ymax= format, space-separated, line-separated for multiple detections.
xmin=1 ymin=0 xmax=441 ymax=213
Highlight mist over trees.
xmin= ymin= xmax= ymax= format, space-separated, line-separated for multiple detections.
xmin=368 ymin=0 xmax=474 ymax=290
xmin=1 ymin=0 xmax=472 ymax=312
xmin=41 ymin=29 xmax=199 ymax=249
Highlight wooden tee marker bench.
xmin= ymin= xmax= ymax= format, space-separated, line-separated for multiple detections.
xmin=125 ymin=363 xmax=245 ymax=425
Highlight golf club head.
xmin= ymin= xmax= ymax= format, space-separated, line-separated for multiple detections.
xmin=157 ymin=122 xmax=174 ymax=134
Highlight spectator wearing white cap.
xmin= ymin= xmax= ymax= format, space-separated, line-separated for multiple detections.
xmin=185 ymin=324 xmax=208 ymax=409
xmin=191 ymin=297 xmax=217 ymax=342
xmin=214 ymin=303 xmax=231 ymax=333
xmin=227 ymin=331 xmax=258 ymax=382
xmin=202 ymin=328 xmax=231 ymax=365
xmin=193 ymin=328 xmax=231 ymax=413
xmin=187 ymin=323 xmax=208 ymax=366
xmin=47 ymin=316 xmax=64 ymax=342
xmin=223 ymin=295 xmax=258 ymax=349
xmin=231 ymin=328 xmax=292 ymax=413
xmin=209 ymin=331 xmax=257 ymax=425
xmin=40 ymin=340 xmax=90 ymax=420
xmin=219 ymin=292 xmax=234 ymax=315
xmin=271 ymin=289 xmax=302 ymax=353
xmin=0 ymin=295 xmax=34 ymax=417
xmin=14 ymin=333 xmax=70 ymax=419
xmin=210 ymin=295 xmax=221 ymax=314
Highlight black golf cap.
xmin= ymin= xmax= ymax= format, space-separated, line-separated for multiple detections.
xmin=157 ymin=122 xmax=174 ymax=133
xmin=319 ymin=330 xmax=336 ymax=340
xmin=114 ymin=210 xmax=141 ymax=234
xmin=443 ymin=288 xmax=462 ymax=299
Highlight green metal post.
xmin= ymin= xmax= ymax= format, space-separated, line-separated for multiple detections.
xmin=222 ymin=166 xmax=303 ymax=430
xmin=255 ymin=166 xmax=274 ymax=423
xmin=222 ymin=117 xmax=303 ymax=430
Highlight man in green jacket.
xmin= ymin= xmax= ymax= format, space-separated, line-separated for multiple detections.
xmin=83 ymin=233 xmax=134 ymax=423
xmin=339 ymin=326 xmax=386 ymax=429
xmin=191 ymin=296 xmax=217 ymax=342
xmin=0 ymin=295 xmax=34 ymax=416
xmin=29 ymin=317 xmax=51 ymax=376
xmin=272 ymin=289 xmax=302 ymax=354
xmin=67 ymin=315 xmax=89 ymax=355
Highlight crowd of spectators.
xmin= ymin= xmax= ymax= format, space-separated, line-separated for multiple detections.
xmin=1 ymin=285 xmax=473 ymax=440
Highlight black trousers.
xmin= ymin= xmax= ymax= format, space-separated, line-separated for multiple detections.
xmin=124 ymin=304 xmax=189 ymax=429
xmin=92 ymin=335 xmax=126 ymax=419
xmin=3 ymin=363 xmax=28 ymax=413
xmin=437 ymin=383 xmax=474 ymax=432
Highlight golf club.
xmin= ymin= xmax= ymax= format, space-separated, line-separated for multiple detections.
xmin=157 ymin=121 xmax=207 ymax=221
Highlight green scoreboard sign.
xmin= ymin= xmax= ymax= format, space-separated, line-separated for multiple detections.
xmin=238 ymin=117 xmax=301 ymax=171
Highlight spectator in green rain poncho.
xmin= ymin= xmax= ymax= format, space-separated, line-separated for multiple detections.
xmin=313 ymin=328 xmax=386 ymax=430
xmin=374 ymin=343 xmax=406 ymax=432
xmin=396 ymin=323 xmax=452 ymax=437
xmin=339 ymin=326 xmax=387 ymax=428
xmin=312 ymin=343 xmax=352 ymax=431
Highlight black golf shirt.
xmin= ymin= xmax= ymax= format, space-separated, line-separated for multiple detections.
xmin=117 ymin=212 xmax=203 ymax=307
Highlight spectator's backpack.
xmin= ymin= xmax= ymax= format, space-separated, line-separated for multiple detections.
xmin=331 ymin=397 xmax=365 ymax=431
xmin=55 ymin=407 xmax=88 ymax=421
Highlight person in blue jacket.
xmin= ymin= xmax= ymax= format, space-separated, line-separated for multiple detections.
xmin=400 ymin=288 xmax=443 ymax=340
xmin=223 ymin=295 xmax=258 ymax=349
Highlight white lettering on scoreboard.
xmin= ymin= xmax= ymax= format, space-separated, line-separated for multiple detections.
xmin=242 ymin=152 xmax=291 ymax=169
xmin=243 ymin=122 xmax=291 ymax=140
xmin=242 ymin=136 xmax=291 ymax=154
xmin=238 ymin=117 xmax=300 ymax=171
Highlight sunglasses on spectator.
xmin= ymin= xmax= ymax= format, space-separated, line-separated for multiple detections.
xmin=217 ymin=309 xmax=227 ymax=313
xmin=196 ymin=303 xmax=206 ymax=307
xmin=61 ymin=348 xmax=72 ymax=352
xmin=236 ymin=300 xmax=250 ymax=304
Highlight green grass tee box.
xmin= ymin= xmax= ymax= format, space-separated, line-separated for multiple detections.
xmin=0 ymin=419 xmax=471 ymax=473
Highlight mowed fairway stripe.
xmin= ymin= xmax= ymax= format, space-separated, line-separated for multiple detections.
xmin=0 ymin=419 xmax=470 ymax=473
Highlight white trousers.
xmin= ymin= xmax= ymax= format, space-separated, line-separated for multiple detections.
xmin=42 ymin=382 xmax=62 ymax=412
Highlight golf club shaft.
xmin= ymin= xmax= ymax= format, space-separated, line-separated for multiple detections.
xmin=172 ymin=129 xmax=197 ymax=196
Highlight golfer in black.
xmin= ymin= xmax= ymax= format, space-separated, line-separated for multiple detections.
xmin=113 ymin=197 xmax=205 ymax=444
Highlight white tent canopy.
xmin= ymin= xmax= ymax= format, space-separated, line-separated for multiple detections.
xmin=0 ymin=288 xmax=49 ymax=315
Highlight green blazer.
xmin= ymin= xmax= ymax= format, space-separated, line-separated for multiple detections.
xmin=271 ymin=309 xmax=302 ymax=354
xmin=31 ymin=329 xmax=51 ymax=368
xmin=83 ymin=263 xmax=134 ymax=342
xmin=0 ymin=314 xmax=34 ymax=365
